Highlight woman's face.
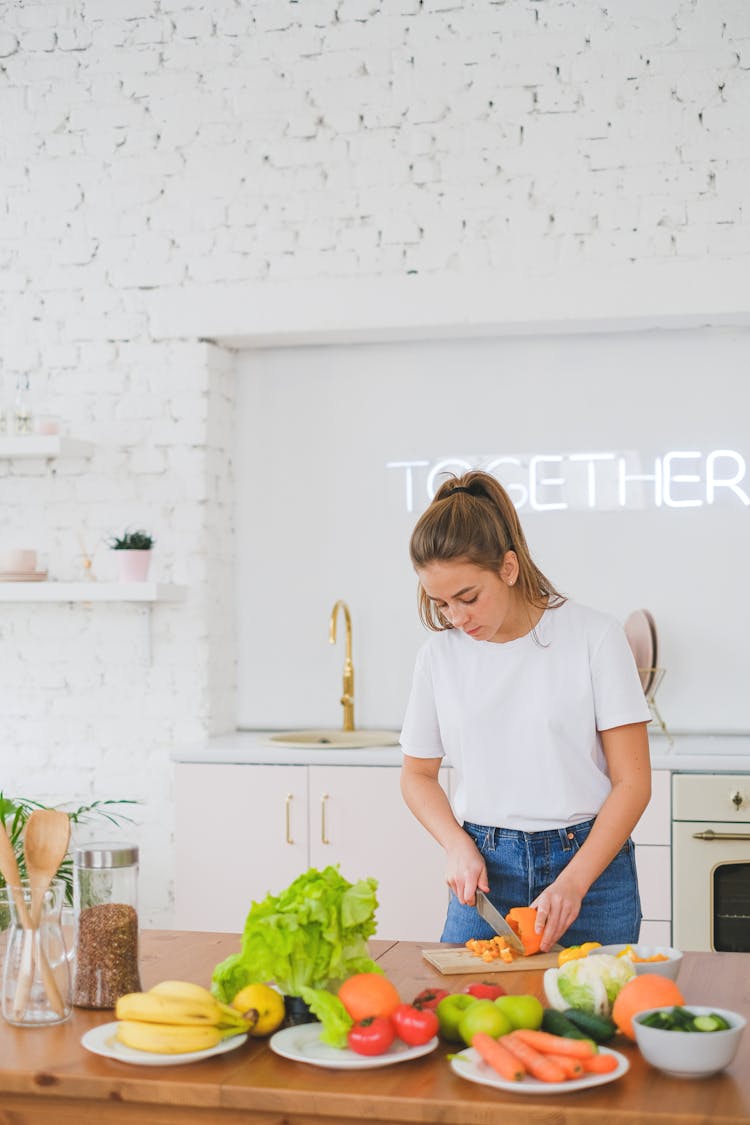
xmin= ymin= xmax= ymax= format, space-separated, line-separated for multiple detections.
xmin=417 ymin=556 xmax=521 ymax=644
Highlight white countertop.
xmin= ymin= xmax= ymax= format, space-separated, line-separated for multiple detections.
xmin=174 ymin=729 xmax=750 ymax=773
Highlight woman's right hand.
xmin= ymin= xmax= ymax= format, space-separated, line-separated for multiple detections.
xmin=445 ymin=833 xmax=489 ymax=906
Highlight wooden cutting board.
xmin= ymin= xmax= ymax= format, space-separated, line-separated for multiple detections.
xmin=421 ymin=946 xmax=561 ymax=975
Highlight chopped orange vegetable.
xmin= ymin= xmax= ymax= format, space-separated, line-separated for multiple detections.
xmin=465 ymin=935 xmax=521 ymax=962
xmin=505 ymin=906 xmax=543 ymax=956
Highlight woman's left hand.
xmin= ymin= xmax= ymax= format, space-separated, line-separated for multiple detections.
xmin=529 ymin=875 xmax=584 ymax=952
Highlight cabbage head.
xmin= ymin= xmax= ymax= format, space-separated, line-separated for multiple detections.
xmin=544 ymin=954 xmax=635 ymax=1016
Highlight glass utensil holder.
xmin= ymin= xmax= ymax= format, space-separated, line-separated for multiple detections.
xmin=1 ymin=880 xmax=72 ymax=1026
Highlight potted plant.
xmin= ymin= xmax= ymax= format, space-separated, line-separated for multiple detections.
xmin=0 ymin=794 xmax=138 ymax=909
xmin=107 ymin=528 xmax=155 ymax=582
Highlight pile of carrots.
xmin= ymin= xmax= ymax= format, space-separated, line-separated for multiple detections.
xmin=472 ymin=1028 xmax=619 ymax=1084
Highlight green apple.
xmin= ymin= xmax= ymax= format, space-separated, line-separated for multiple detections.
xmin=494 ymin=994 xmax=544 ymax=1030
xmin=436 ymin=993 xmax=478 ymax=1042
xmin=458 ymin=998 xmax=513 ymax=1046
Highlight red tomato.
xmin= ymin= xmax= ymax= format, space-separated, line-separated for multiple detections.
xmin=391 ymin=1003 xmax=440 ymax=1046
xmin=411 ymin=987 xmax=450 ymax=1011
xmin=464 ymin=982 xmax=507 ymax=1000
xmin=347 ymin=1016 xmax=396 ymax=1056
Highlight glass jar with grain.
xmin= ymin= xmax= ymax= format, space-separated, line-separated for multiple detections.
xmin=72 ymin=842 xmax=142 ymax=1009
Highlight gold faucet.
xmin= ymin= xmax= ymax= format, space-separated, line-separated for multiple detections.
xmin=329 ymin=600 xmax=355 ymax=732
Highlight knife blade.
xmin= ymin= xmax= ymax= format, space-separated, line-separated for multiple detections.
xmin=474 ymin=891 xmax=527 ymax=955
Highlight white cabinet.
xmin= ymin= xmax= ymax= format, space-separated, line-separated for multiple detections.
xmin=632 ymin=769 xmax=671 ymax=943
xmin=174 ymin=763 xmax=450 ymax=943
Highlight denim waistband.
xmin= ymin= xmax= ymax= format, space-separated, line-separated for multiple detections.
xmin=463 ymin=816 xmax=597 ymax=852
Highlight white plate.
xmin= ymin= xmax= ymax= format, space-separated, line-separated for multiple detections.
xmin=269 ymin=1022 xmax=438 ymax=1069
xmin=81 ymin=1022 xmax=248 ymax=1067
xmin=451 ymin=1045 xmax=629 ymax=1094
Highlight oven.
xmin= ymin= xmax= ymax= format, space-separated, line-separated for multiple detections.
xmin=672 ymin=773 xmax=750 ymax=952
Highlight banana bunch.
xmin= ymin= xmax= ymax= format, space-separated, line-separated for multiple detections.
xmin=115 ymin=980 xmax=252 ymax=1055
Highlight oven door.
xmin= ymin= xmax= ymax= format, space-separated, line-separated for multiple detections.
xmin=673 ymin=820 xmax=750 ymax=952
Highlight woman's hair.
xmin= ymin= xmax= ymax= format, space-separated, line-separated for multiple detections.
xmin=410 ymin=469 xmax=565 ymax=631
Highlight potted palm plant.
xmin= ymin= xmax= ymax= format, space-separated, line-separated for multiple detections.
xmin=107 ymin=529 xmax=155 ymax=582
xmin=0 ymin=794 xmax=138 ymax=909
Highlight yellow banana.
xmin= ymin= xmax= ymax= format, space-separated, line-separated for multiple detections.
xmin=115 ymin=1019 xmax=241 ymax=1054
xmin=148 ymin=980 xmax=249 ymax=1028
xmin=115 ymin=990 xmax=247 ymax=1029
xmin=149 ymin=980 xmax=217 ymax=1004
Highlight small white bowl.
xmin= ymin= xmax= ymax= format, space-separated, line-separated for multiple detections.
xmin=634 ymin=1005 xmax=746 ymax=1078
xmin=592 ymin=944 xmax=683 ymax=981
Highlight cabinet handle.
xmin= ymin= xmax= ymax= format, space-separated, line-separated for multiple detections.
xmin=692 ymin=829 xmax=750 ymax=841
xmin=285 ymin=793 xmax=294 ymax=845
xmin=321 ymin=793 xmax=331 ymax=845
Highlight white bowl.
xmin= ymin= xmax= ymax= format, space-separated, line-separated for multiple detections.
xmin=592 ymin=944 xmax=683 ymax=981
xmin=633 ymin=1006 xmax=746 ymax=1078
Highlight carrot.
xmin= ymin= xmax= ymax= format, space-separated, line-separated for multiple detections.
xmin=502 ymin=1033 xmax=568 ymax=1083
xmin=579 ymin=1052 xmax=619 ymax=1074
xmin=512 ymin=1027 xmax=597 ymax=1058
xmin=543 ymin=1053 xmax=584 ymax=1079
xmin=472 ymin=1032 xmax=525 ymax=1082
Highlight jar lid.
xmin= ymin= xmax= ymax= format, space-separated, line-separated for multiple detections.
xmin=73 ymin=842 xmax=139 ymax=868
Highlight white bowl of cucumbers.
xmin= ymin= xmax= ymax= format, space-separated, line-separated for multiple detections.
xmin=633 ymin=1005 xmax=746 ymax=1078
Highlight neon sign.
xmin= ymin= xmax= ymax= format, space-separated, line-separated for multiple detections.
xmin=386 ymin=450 xmax=750 ymax=513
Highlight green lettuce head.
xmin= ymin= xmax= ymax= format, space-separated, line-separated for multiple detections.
xmin=544 ymin=954 xmax=635 ymax=1016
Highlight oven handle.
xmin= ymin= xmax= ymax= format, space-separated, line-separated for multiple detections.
xmin=692 ymin=829 xmax=750 ymax=841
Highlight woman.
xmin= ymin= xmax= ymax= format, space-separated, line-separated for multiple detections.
xmin=400 ymin=470 xmax=651 ymax=952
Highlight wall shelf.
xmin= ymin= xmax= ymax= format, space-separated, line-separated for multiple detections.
xmin=0 ymin=436 xmax=93 ymax=458
xmin=0 ymin=582 xmax=185 ymax=603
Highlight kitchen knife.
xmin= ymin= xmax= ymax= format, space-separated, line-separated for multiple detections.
xmin=475 ymin=890 xmax=527 ymax=955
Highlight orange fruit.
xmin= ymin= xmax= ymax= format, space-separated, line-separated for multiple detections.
xmin=611 ymin=973 xmax=685 ymax=1040
xmin=337 ymin=972 xmax=401 ymax=1021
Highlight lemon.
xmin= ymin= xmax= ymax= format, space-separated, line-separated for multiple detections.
xmin=231 ymin=983 xmax=285 ymax=1037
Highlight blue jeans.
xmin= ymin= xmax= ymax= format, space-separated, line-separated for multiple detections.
xmin=441 ymin=817 xmax=642 ymax=947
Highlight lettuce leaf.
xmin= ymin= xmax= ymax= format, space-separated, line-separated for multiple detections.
xmin=299 ymin=987 xmax=353 ymax=1048
xmin=211 ymin=865 xmax=380 ymax=1003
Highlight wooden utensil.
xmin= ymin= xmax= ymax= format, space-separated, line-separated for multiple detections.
xmin=16 ymin=809 xmax=71 ymax=1018
xmin=0 ymin=820 xmax=33 ymax=928
xmin=24 ymin=810 xmax=71 ymax=927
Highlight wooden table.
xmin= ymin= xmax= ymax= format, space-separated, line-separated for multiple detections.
xmin=1 ymin=931 xmax=748 ymax=1125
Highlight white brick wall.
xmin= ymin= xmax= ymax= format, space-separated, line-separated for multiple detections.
xmin=0 ymin=0 xmax=747 ymax=927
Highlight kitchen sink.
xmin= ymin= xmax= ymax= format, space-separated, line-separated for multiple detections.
xmin=268 ymin=729 xmax=400 ymax=749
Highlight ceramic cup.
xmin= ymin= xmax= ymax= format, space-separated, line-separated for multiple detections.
xmin=0 ymin=549 xmax=37 ymax=573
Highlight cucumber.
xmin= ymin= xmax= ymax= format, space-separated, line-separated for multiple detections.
xmin=541 ymin=1009 xmax=592 ymax=1040
xmin=562 ymin=1008 xmax=617 ymax=1043
xmin=693 ymin=1014 xmax=730 ymax=1032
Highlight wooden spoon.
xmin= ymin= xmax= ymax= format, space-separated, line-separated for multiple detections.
xmin=24 ymin=809 xmax=71 ymax=928
xmin=18 ymin=809 xmax=71 ymax=1018
xmin=0 ymin=820 xmax=32 ymax=928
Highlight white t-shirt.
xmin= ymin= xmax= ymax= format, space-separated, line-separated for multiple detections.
xmin=400 ymin=601 xmax=651 ymax=832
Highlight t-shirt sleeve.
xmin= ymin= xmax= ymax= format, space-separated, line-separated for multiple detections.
xmin=592 ymin=620 xmax=653 ymax=731
xmin=399 ymin=643 xmax=445 ymax=759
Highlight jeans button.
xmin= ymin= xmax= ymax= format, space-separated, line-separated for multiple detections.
xmin=567 ymin=832 xmax=574 ymax=840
